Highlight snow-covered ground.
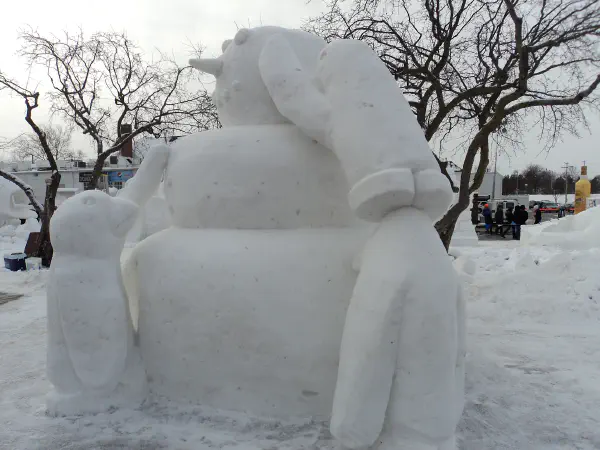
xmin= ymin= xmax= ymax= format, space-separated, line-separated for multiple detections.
xmin=1 ymin=226 xmax=600 ymax=449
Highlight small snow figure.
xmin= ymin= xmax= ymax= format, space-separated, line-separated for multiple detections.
xmin=46 ymin=145 xmax=168 ymax=415
xmin=46 ymin=191 xmax=145 ymax=415
xmin=260 ymin=37 xmax=465 ymax=449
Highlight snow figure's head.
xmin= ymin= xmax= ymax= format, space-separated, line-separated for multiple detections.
xmin=50 ymin=190 xmax=138 ymax=258
xmin=190 ymin=26 xmax=326 ymax=126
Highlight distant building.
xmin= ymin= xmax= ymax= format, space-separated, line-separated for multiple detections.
xmin=473 ymin=171 xmax=503 ymax=199
xmin=0 ymin=159 xmax=138 ymax=206
xmin=443 ymin=161 xmax=503 ymax=199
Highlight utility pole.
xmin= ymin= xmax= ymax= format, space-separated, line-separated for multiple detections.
xmin=491 ymin=146 xmax=499 ymax=199
xmin=561 ymin=162 xmax=575 ymax=205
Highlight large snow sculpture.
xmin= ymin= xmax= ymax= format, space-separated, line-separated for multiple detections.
xmin=46 ymin=145 xmax=168 ymax=415
xmin=0 ymin=177 xmax=37 ymax=224
xmin=57 ymin=25 xmax=464 ymax=450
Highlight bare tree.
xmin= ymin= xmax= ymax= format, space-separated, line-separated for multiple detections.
xmin=19 ymin=29 xmax=219 ymax=189
xmin=6 ymin=123 xmax=83 ymax=162
xmin=0 ymin=73 xmax=59 ymax=265
xmin=306 ymin=0 xmax=600 ymax=248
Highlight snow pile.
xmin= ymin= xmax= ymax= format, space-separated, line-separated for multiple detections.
xmin=469 ymin=245 xmax=600 ymax=324
xmin=523 ymin=205 xmax=600 ymax=249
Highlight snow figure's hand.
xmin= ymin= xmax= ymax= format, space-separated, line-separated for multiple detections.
xmin=118 ymin=143 xmax=169 ymax=207
xmin=331 ymin=208 xmax=465 ymax=450
xmin=315 ymin=39 xmax=452 ymax=222
xmin=259 ymin=33 xmax=332 ymax=147
xmin=260 ymin=35 xmax=452 ymax=222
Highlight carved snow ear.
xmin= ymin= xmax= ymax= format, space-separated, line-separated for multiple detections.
xmin=258 ymin=34 xmax=332 ymax=147
xmin=221 ymin=39 xmax=233 ymax=53
xmin=234 ymin=28 xmax=250 ymax=45
xmin=189 ymin=58 xmax=223 ymax=77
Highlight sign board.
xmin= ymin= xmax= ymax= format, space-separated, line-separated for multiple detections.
xmin=107 ymin=170 xmax=135 ymax=183
xmin=79 ymin=172 xmax=93 ymax=183
xmin=79 ymin=172 xmax=95 ymax=190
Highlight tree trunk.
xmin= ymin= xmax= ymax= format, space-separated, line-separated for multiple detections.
xmin=434 ymin=128 xmax=492 ymax=250
xmin=88 ymin=155 xmax=106 ymax=191
xmin=35 ymin=171 xmax=61 ymax=266
xmin=435 ymin=201 xmax=466 ymax=250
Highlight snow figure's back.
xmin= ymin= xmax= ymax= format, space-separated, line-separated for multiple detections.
xmin=127 ymin=26 xmax=371 ymax=419
xmin=119 ymin=26 xmax=464 ymax=450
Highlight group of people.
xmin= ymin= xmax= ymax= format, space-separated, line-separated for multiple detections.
xmin=481 ymin=203 xmax=531 ymax=240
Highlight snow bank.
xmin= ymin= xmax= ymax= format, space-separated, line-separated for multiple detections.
xmin=456 ymin=242 xmax=600 ymax=449
xmin=523 ymin=205 xmax=600 ymax=249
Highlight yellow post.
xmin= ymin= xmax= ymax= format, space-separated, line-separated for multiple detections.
xmin=574 ymin=165 xmax=591 ymax=215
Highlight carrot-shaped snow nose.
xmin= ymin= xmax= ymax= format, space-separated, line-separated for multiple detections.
xmin=189 ymin=58 xmax=223 ymax=77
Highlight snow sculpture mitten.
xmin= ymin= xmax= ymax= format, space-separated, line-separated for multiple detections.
xmin=259 ymin=36 xmax=453 ymax=222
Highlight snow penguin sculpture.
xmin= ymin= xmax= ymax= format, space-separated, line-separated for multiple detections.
xmin=46 ymin=145 xmax=168 ymax=415
xmin=259 ymin=36 xmax=466 ymax=449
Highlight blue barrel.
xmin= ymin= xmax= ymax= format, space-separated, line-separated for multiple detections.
xmin=4 ymin=253 xmax=27 ymax=271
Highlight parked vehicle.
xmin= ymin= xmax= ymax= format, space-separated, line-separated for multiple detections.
xmin=529 ymin=200 xmax=560 ymax=213
xmin=539 ymin=202 xmax=559 ymax=213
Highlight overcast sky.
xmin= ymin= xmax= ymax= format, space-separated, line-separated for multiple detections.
xmin=0 ymin=0 xmax=598 ymax=176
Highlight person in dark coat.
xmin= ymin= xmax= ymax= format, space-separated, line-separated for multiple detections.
xmin=471 ymin=197 xmax=480 ymax=225
xmin=534 ymin=205 xmax=542 ymax=224
xmin=482 ymin=204 xmax=493 ymax=234
xmin=494 ymin=205 xmax=504 ymax=235
xmin=500 ymin=206 xmax=513 ymax=238
xmin=514 ymin=205 xmax=528 ymax=240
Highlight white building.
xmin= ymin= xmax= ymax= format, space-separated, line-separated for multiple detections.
xmin=445 ymin=162 xmax=503 ymax=199
xmin=0 ymin=159 xmax=138 ymax=206
xmin=473 ymin=171 xmax=503 ymax=199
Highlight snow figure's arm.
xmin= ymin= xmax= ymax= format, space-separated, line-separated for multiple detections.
xmin=330 ymin=213 xmax=405 ymax=448
xmin=117 ymin=144 xmax=169 ymax=207
xmin=258 ymin=34 xmax=332 ymax=147
xmin=332 ymin=210 xmax=463 ymax=449
xmin=324 ymin=40 xmax=462 ymax=449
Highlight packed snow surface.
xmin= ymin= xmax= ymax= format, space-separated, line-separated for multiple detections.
xmin=1 ymin=224 xmax=599 ymax=449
